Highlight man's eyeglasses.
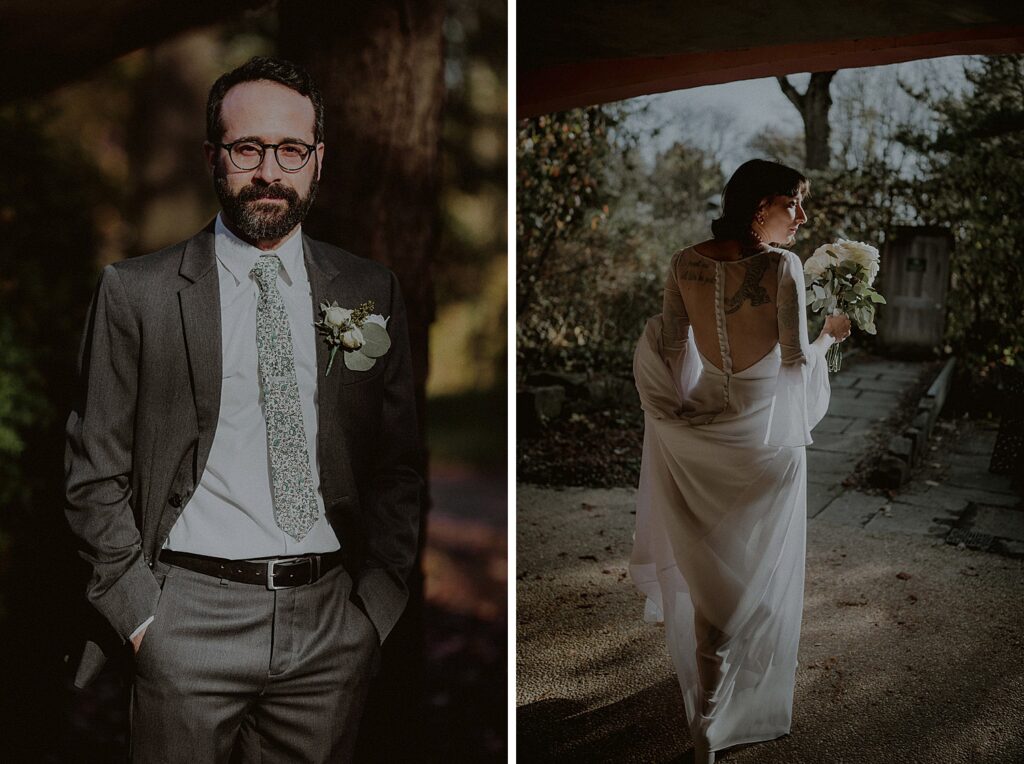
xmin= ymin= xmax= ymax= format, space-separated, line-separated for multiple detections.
xmin=218 ymin=140 xmax=318 ymax=172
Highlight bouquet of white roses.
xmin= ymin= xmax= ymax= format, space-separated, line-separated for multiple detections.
xmin=803 ymin=238 xmax=886 ymax=372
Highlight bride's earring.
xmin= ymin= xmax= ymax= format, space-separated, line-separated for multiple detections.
xmin=751 ymin=213 xmax=767 ymax=243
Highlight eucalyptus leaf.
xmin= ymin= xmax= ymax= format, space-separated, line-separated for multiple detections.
xmin=344 ymin=349 xmax=376 ymax=371
xmin=870 ymin=293 xmax=887 ymax=303
xmin=359 ymin=322 xmax=391 ymax=358
xmin=813 ymin=284 xmax=827 ymax=300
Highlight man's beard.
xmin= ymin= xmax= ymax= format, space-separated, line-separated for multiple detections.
xmin=215 ymin=174 xmax=318 ymax=242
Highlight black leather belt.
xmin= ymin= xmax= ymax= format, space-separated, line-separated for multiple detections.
xmin=159 ymin=549 xmax=344 ymax=590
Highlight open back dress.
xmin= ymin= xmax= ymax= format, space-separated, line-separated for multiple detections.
xmin=630 ymin=244 xmax=835 ymax=753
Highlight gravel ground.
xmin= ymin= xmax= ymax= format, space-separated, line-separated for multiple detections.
xmin=517 ymin=485 xmax=1024 ymax=764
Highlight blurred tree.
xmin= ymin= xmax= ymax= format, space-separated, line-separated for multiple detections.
xmin=747 ymin=126 xmax=805 ymax=169
xmin=517 ymin=106 xmax=621 ymax=315
xmin=0 ymin=0 xmax=267 ymax=104
xmin=517 ymin=124 xmax=725 ymax=377
xmin=897 ymin=54 xmax=1024 ymax=384
xmin=645 ymin=141 xmax=723 ymax=227
xmin=429 ymin=0 xmax=507 ymax=399
xmin=0 ymin=103 xmax=109 ymax=759
xmin=278 ymin=2 xmax=445 ymax=759
xmin=777 ymin=72 xmax=836 ymax=170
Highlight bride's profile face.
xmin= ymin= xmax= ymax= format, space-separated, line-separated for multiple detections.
xmin=756 ymin=193 xmax=806 ymax=245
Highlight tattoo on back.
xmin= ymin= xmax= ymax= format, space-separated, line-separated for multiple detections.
xmin=724 ymin=255 xmax=770 ymax=315
xmin=678 ymin=258 xmax=715 ymax=285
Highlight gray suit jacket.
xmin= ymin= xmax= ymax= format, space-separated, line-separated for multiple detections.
xmin=64 ymin=221 xmax=422 ymax=688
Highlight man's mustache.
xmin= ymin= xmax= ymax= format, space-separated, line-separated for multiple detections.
xmin=238 ymin=184 xmax=298 ymax=203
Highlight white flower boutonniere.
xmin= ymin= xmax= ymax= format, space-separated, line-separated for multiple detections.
xmin=314 ymin=299 xmax=391 ymax=376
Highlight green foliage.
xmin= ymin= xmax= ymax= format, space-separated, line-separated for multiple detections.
xmin=896 ymin=55 xmax=1024 ymax=379
xmin=0 ymin=105 xmax=105 ymax=511
xmin=435 ymin=0 xmax=507 ymax=393
xmin=0 ymin=317 xmax=46 ymax=506
xmin=517 ymin=106 xmax=724 ymax=376
xmin=516 ymin=106 xmax=620 ymax=316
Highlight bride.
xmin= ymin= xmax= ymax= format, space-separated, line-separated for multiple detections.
xmin=630 ymin=159 xmax=851 ymax=763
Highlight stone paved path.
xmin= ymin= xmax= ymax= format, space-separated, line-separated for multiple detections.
xmin=807 ymin=359 xmax=1024 ymax=555
xmin=516 ymin=355 xmax=1024 ymax=763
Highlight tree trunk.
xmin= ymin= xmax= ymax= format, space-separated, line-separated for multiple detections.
xmin=279 ymin=2 xmax=443 ymax=759
xmin=777 ymin=72 xmax=836 ymax=170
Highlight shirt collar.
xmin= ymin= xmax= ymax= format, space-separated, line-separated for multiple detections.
xmin=214 ymin=213 xmax=305 ymax=287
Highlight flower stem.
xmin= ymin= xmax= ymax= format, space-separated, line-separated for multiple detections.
xmin=826 ymin=343 xmax=843 ymax=373
xmin=326 ymin=346 xmax=339 ymax=376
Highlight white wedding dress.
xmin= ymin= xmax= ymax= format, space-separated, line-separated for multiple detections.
xmin=630 ymin=245 xmax=835 ymax=754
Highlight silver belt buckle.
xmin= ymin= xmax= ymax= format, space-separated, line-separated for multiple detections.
xmin=265 ymin=556 xmax=317 ymax=590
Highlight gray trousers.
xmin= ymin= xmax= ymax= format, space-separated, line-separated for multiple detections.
xmin=130 ymin=558 xmax=379 ymax=763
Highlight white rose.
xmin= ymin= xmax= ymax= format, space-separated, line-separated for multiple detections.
xmin=340 ymin=326 xmax=364 ymax=350
xmin=834 ymin=238 xmax=880 ymax=285
xmin=324 ymin=305 xmax=352 ymax=328
xmin=804 ymin=244 xmax=834 ymax=281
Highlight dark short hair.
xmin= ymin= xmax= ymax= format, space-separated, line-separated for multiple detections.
xmin=206 ymin=56 xmax=324 ymax=144
xmin=711 ymin=159 xmax=809 ymax=241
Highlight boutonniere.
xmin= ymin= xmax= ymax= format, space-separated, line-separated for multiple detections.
xmin=314 ymin=299 xmax=391 ymax=376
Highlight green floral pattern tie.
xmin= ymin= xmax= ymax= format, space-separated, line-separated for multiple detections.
xmin=251 ymin=254 xmax=318 ymax=541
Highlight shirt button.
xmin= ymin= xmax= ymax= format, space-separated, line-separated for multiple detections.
xmin=169 ymin=493 xmax=182 ymax=508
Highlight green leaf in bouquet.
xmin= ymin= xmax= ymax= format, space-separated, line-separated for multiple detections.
xmin=359 ymin=322 xmax=391 ymax=358
xmin=813 ymin=284 xmax=827 ymax=300
xmin=869 ymin=292 xmax=886 ymax=304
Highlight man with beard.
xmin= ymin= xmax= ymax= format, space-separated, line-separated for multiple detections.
xmin=64 ymin=57 xmax=421 ymax=762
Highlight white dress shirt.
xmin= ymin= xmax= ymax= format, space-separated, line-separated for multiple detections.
xmin=164 ymin=214 xmax=340 ymax=558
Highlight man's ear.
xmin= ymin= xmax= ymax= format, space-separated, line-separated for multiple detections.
xmin=203 ymin=141 xmax=217 ymax=172
xmin=314 ymin=142 xmax=325 ymax=182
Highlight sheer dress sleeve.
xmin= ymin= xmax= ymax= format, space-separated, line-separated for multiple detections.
xmin=658 ymin=250 xmax=703 ymax=405
xmin=765 ymin=250 xmax=835 ymax=447
xmin=660 ymin=250 xmax=690 ymax=363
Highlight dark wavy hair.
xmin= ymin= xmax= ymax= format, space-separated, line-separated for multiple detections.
xmin=206 ymin=56 xmax=325 ymax=144
xmin=711 ymin=159 xmax=809 ymax=243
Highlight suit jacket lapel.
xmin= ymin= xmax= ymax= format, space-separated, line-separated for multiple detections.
xmin=303 ymin=231 xmax=343 ymax=389
xmin=303 ymin=233 xmax=356 ymax=505
xmin=178 ymin=221 xmax=222 ymax=478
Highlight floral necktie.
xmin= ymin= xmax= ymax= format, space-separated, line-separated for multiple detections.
xmin=251 ymin=254 xmax=318 ymax=541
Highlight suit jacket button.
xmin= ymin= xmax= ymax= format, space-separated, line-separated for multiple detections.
xmin=169 ymin=493 xmax=182 ymax=507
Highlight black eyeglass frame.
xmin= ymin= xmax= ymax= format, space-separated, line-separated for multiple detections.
xmin=218 ymin=140 xmax=319 ymax=173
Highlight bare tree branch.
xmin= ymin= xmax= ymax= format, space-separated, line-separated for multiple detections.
xmin=777 ymin=75 xmax=804 ymax=110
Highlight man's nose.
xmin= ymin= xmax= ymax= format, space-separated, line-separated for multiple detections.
xmin=796 ymin=205 xmax=807 ymax=223
xmin=253 ymin=148 xmax=284 ymax=182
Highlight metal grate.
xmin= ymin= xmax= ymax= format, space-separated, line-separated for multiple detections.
xmin=945 ymin=527 xmax=994 ymax=552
